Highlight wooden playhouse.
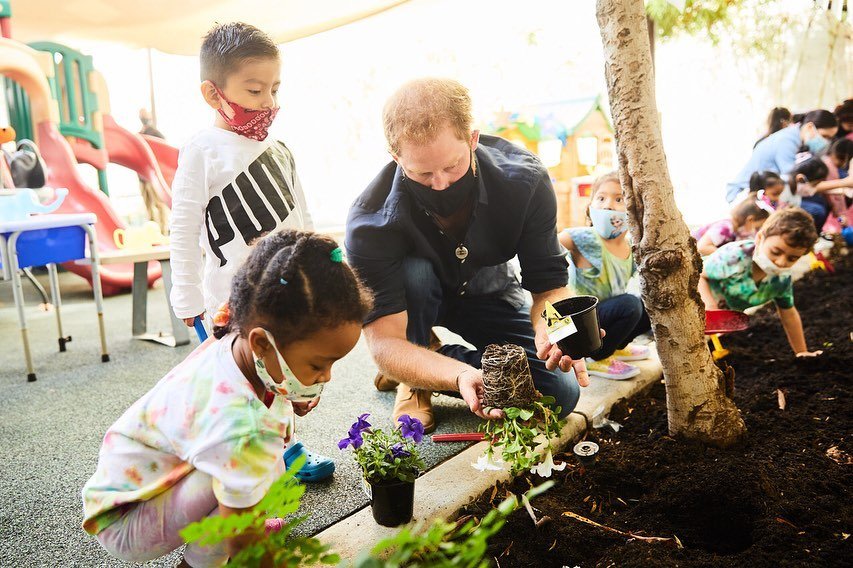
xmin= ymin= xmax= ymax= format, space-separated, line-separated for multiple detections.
xmin=488 ymin=95 xmax=615 ymax=230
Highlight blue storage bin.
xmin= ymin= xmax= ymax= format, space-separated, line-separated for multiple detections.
xmin=7 ymin=225 xmax=87 ymax=269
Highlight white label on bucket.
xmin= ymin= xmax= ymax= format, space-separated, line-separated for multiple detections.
xmin=544 ymin=301 xmax=578 ymax=344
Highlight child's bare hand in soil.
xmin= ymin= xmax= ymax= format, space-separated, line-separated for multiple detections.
xmin=458 ymin=369 xmax=504 ymax=421
xmin=795 ymin=350 xmax=824 ymax=358
xmin=291 ymin=398 xmax=320 ymax=416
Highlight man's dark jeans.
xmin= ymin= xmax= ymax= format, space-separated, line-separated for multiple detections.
xmin=591 ymin=294 xmax=651 ymax=361
xmin=402 ymin=257 xmax=580 ymax=418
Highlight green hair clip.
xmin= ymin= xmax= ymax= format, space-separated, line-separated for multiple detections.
xmin=330 ymin=247 xmax=343 ymax=263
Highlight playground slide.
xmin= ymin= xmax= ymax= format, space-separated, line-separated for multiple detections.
xmin=142 ymin=133 xmax=178 ymax=187
xmin=37 ymin=121 xmax=161 ymax=295
xmin=102 ymin=114 xmax=173 ymax=207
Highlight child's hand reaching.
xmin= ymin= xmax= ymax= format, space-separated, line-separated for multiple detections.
xmin=292 ymin=398 xmax=320 ymax=417
xmin=795 ymin=350 xmax=824 ymax=358
xmin=183 ymin=313 xmax=205 ymax=327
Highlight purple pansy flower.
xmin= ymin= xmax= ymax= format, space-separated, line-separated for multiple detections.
xmin=390 ymin=442 xmax=411 ymax=459
xmin=397 ymin=414 xmax=424 ymax=444
xmin=339 ymin=413 xmax=373 ymax=450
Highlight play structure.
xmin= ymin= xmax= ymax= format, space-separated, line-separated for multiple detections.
xmin=488 ymin=96 xmax=616 ymax=229
xmin=0 ymin=9 xmax=178 ymax=294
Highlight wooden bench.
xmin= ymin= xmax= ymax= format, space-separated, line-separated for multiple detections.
xmin=77 ymin=246 xmax=189 ymax=347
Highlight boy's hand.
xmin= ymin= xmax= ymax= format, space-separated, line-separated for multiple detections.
xmin=183 ymin=313 xmax=205 ymax=327
xmin=291 ymin=398 xmax=320 ymax=417
xmin=795 ymin=350 xmax=824 ymax=358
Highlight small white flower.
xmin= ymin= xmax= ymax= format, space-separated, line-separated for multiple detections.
xmin=472 ymin=453 xmax=506 ymax=472
xmin=530 ymin=449 xmax=567 ymax=477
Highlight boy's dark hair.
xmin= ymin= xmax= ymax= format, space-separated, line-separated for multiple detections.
xmin=200 ymin=22 xmax=279 ymax=86
xmin=760 ymin=208 xmax=818 ymax=251
xmin=731 ymin=197 xmax=770 ymax=228
xmin=829 ymin=138 xmax=853 ymax=170
xmin=213 ymin=230 xmax=373 ymax=343
xmin=748 ymin=170 xmax=783 ymax=192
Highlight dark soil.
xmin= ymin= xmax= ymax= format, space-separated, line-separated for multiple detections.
xmin=463 ymin=249 xmax=852 ymax=567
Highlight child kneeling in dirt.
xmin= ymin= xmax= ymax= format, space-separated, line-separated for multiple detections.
xmin=698 ymin=208 xmax=823 ymax=357
xmin=81 ymin=231 xmax=371 ymax=566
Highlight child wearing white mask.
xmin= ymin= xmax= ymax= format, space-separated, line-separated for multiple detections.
xmin=699 ymin=208 xmax=823 ymax=357
xmin=82 ymin=231 xmax=372 ymax=566
xmin=559 ymin=172 xmax=651 ymax=380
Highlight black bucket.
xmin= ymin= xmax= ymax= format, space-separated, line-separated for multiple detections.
xmin=369 ymin=478 xmax=415 ymax=527
xmin=548 ymin=296 xmax=602 ymax=359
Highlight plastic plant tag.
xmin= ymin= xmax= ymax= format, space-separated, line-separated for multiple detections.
xmin=544 ymin=300 xmax=578 ymax=344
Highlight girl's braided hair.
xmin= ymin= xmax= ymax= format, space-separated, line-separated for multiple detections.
xmin=213 ymin=230 xmax=373 ymax=344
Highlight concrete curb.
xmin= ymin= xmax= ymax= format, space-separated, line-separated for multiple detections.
xmin=315 ymin=351 xmax=664 ymax=560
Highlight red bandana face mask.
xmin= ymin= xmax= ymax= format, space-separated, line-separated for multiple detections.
xmin=215 ymin=87 xmax=279 ymax=141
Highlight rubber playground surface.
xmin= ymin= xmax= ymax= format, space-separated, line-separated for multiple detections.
xmin=0 ymin=271 xmax=481 ymax=567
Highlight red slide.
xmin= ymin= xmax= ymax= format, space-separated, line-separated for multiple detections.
xmin=37 ymin=121 xmax=161 ymax=295
xmin=142 ymin=133 xmax=178 ymax=187
xmin=102 ymin=114 xmax=173 ymax=207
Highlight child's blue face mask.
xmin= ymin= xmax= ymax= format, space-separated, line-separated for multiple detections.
xmin=589 ymin=207 xmax=629 ymax=239
xmin=252 ymin=329 xmax=324 ymax=402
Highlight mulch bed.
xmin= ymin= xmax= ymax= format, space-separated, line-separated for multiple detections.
xmin=463 ymin=248 xmax=852 ymax=567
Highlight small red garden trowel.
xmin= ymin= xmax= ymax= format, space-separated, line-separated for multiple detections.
xmin=431 ymin=433 xmax=486 ymax=443
xmin=705 ymin=310 xmax=749 ymax=360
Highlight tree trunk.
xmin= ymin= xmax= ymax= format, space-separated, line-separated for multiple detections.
xmin=595 ymin=0 xmax=746 ymax=447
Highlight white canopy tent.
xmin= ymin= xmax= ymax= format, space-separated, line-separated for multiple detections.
xmin=8 ymin=0 xmax=411 ymax=55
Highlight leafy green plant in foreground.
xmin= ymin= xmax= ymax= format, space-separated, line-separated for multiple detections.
xmin=180 ymin=454 xmax=339 ymax=567
xmin=354 ymin=481 xmax=555 ymax=568
xmin=181 ymin=455 xmax=554 ymax=567
xmin=478 ymin=396 xmax=566 ymax=476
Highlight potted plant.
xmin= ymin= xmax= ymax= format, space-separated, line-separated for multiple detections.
xmin=339 ymin=413 xmax=426 ymax=527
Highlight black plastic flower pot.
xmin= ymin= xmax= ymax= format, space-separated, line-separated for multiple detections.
xmin=550 ymin=296 xmax=602 ymax=359
xmin=368 ymin=478 xmax=415 ymax=527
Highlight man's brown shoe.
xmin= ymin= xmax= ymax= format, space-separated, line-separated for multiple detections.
xmin=373 ymin=331 xmax=443 ymax=392
xmin=374 ymin=372 xmax=399 ymax=392
xmin=393 ymin=383 xmax=436 ymax=434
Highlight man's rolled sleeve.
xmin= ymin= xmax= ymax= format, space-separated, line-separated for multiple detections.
xmin=515 ymin=176 xmax=569 ymax=293
xmin=345 ymin=207 xmax=409 ymax=324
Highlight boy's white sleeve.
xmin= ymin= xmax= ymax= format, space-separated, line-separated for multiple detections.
xmin=169 ymin=143 xmax=208 ymax=320
xmin=289 ymin=151 xmax=314 ymax=231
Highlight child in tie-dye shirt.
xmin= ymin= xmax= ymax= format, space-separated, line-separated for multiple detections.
xmin=698 ymin=208 xmax=823 ymax=358
xmin=82 ymin=230 xmax=372 ymax=566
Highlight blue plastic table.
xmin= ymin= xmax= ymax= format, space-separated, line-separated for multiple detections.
xmin=0 ymin=213 xmax=109 ymax=381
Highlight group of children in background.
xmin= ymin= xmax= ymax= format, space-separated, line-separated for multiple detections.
xmin=78 ymin=20 xmax=844 ymax=567
xmin=559 ymin=101 xmax=851 ymax=380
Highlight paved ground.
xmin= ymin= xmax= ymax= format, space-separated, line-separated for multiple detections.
xmin=0 ymin=270 xmax=480 ymax=567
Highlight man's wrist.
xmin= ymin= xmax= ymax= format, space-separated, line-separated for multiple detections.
xmin=455 ymin=368 xmax=475 ymax=391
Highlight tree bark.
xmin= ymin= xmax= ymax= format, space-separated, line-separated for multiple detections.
xmin=595 ymin=0 xmax=746 ymax=447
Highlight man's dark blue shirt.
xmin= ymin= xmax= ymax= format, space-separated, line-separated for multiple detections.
xmin=345 ymin=134 xmax=567 ymax=324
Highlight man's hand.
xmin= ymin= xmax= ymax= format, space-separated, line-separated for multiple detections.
xmin=458 ymin=369 xmax=504 ymax=420
xmin=534 ymin=327 xmax=606 ymax=388
xmin=183 ymin=313 xmax=205 ymax=327
xmin=291 ymin=398 xmax=320 ymax=417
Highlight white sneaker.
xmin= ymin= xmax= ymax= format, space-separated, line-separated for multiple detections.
xmin=585 ymin=357 xmax=641 ymax=380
